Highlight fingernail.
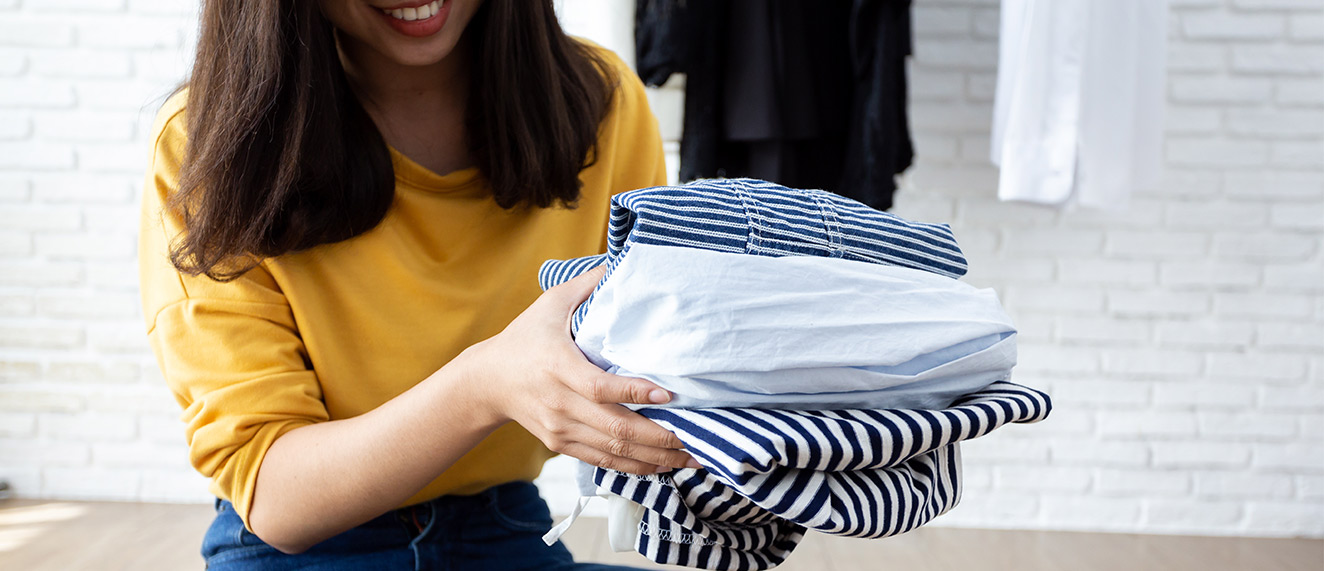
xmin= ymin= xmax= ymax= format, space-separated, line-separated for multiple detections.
xmin=686 ymin=458 xmax=703 ymax=469
xmin=649 ymin=389 xmax=671 ymax=404
xmin=654 ymin=465 xmax=672 ymax=474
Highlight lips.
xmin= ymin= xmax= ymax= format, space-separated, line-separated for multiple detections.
xmin=380 ymin=0 xmax=441 ymax=21
xmin=377 ymin=0 xmax=449 ymax=38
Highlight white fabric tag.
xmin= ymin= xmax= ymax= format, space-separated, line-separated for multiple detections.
xmin=542 ymin=495 xmax=594 ymax=546
xmin=606 ymin=495 xmax=648 ymax=552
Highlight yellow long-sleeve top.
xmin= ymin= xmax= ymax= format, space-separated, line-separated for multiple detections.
xmin=139 ymin=47 xmax=667 ymax=529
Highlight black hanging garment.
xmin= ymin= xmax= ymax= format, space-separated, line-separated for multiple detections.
xmin=635 ymin=0 xmax=914 ymax=211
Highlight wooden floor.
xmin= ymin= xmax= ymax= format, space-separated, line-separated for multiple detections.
xmin=1 ymin=499 xmax=1319 ymax=570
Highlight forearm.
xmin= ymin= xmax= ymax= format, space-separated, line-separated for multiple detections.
xmin=248 ymin=352 xmax=502 ymax=554
xmin=243 ymin=264 xmax=693 ymax=554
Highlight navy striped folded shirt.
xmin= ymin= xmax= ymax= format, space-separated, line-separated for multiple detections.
xmin=540 ymin=178 xmax=967 ymax=332
xmin=535 ymin=179 xmax=1046 ymax=570
xmin=596 ymin=382 xmax=1051 ymax=570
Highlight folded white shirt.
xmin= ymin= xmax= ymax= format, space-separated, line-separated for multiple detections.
xmin=575 ymin=243 xmax=1018 ymax=411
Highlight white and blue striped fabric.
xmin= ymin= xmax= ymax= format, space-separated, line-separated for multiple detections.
xmin=596 ymin=382 xmax=1051 ymax=570
xmin=539 ymin=178 xmax=968 ymax=333
xmin=535 ymin=178 xmax=1049 ymax=569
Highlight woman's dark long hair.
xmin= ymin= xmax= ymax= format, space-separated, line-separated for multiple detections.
xmin=171 ymin=0 xmax=617 ymax=281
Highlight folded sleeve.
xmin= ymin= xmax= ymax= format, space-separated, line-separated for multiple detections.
xmin=139 ymin=92 xmax=329 ymax=529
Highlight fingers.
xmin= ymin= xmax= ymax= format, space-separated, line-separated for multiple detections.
xmin=569 ymin=423 xmax=695 ymax=470
xmin=586 ymin=403 xmax=687 ymax=450
xmin=540 ymin=266 xmax=670 ymax=408
xmin=558 ymin=442 xmax=667 ymax=476
xmin=520 ymin=264 xmax=706 ymax=475
xmin=566 ymin=364 xmax=672 ymax=406
xmin=536 ymin=400 xmax=696 ymax=475
xmin=557 ymin=366 xmax=683 ymax=448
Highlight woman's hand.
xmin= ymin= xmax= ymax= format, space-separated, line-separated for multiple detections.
xmin=457 ymin=265 xmax=698 ymax=475
xmin=247 ymin=265 xmax=694 ymax=553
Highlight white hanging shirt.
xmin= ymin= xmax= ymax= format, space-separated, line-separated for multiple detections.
xmin=991 ymin=0 xmax=1168 ymax=210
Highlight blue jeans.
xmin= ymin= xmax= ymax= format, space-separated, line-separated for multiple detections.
xmin=201 ymin=481 xmax=648 ymax=570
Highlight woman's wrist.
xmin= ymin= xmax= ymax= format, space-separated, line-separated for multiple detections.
xmin=435 ymin=341 xmax=510 ymax=432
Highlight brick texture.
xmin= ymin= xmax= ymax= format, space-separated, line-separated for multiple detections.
xmin=0 ymin=1 xmax=193 ymax=504
xmin=0 ymin=0 xmax=1320 ymax=540
xmin=893 ymin=0 xmax=1323 ymax=539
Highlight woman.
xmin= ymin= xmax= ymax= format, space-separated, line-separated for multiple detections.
xmin=139 ymin=0 xmax=696 ymax=567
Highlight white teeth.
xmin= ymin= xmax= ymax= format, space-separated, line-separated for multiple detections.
xmin=382 ymin=1 xmax=441 ymax=22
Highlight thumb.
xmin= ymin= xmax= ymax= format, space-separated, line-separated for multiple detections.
xmin=548 ymin=264 xmax=606 ymax=311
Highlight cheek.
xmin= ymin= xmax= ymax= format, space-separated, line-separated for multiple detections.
xmin=317 ymin=0 xmax=370 ymax=41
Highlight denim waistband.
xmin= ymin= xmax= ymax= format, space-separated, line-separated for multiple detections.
xmin=203 ymin=480 xmax=603 ymax=569
xmin=214 ymin=480 xmax=538 ymax=530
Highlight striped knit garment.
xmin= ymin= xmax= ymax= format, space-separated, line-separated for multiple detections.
xmin=538 ymin=179 xmax=1050 ymax=570
xmin=597 ymin=383 xmax=1051 ymax=570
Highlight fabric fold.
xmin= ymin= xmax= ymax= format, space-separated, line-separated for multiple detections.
xmin=533 ymin=179 xmax=1048 ymax=570
xmin=593 ymin=382 xmax=1050 ymax=570
xmin=547 ymin=243 xmax=1016 ymax=411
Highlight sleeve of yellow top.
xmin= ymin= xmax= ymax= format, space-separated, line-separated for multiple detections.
xmin=592 ymin=44 xmax=670 ymax=194
xmin=138 ymin=93 xmax=330 ymax=531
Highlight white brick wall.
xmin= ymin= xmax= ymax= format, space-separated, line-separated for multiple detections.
xmin=1 ymin=0 xmax=1320 ymax=539
xmin=888 ymin=0 xmax=1323 ymax=538
xmin=0 ymin=1 xmax=201 ymax=502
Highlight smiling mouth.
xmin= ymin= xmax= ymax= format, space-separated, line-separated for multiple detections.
xmin=381 ymin=0 xmax=443 ymax=21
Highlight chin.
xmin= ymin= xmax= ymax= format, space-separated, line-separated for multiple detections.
xmin=388 ymin=39 xmax=460 ymax=67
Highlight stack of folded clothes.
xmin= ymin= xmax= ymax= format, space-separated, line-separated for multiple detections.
xmin=538 ymin=178 xmax=1051 ymax=570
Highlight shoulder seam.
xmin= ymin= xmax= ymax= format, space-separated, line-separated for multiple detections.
xmin=146 ymin=92 xmax=192 ymax=305
xmin=145 ymin=295 xmax=292 ymax=336
xmin=151 ymin=93 xmax=188 ymax=159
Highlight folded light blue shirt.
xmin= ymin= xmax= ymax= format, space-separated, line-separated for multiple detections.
xmin=535 ymin=178 xmax=1044 ymax=570
xmin=538 ymin=178 xmax=1015 ymax=411
xmin=549 ymin=243 xmax=1017 ymax=411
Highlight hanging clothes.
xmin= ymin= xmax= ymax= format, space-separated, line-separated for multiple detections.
xmin=634 ymin=0 xmax=915 ymax=211
xmin=841 ymin=0 xmax=915 ymax=211
xmin=990 ymin=0 xmax=1168 ymax=209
